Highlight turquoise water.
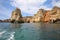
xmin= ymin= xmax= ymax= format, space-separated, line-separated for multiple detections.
xmin=0 ymin=23 xmax=60 ymax=40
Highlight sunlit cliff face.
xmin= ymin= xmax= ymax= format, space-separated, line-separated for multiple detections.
xmin=50 ymin=7 xmax=60 ymax=21
xmin=10 ymin=8 xmax=23 ymax=22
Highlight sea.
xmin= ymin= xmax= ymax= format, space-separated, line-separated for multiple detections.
xmin=0 ymin=23 xmax=60 ymax=40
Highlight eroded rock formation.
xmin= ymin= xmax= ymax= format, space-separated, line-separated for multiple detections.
xmin=30 ymin=9 xmax=45 ymax=23
xmin=50 ymin=6 xmax=60 ymax=23
xmin=23 ymin=16 xmax=32 ymax=23
xmin=0 ymin=6 xmax=60 ymax=23
xmin=43 ymin=11 xmax=51 ymax=22
xmin=10 ymin=8 xmax=24 ymax=23
xmin=22 ymin=6 xmax=60 ymax=23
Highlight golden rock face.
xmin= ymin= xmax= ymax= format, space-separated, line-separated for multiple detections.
xmin=10 ymin=8 xmax=23 ymax=23
xmin=33 ymin=6 xmax=60 ymax=23
xmin=50 ymin=6 xmax=60 ymax=22
xmin=30 ymin=9 xmax=45 ymax=23
xmin=10 ymin=6 xmax=60 ymax=23
xmin=43 ymin=11 xmax=51 ymax=22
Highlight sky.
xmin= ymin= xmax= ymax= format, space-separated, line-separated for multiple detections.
xmin=0 ymin=0 xmax=60 ymax=20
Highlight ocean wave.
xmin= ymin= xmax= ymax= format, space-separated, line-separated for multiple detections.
xmin=7 ymin=32 xmax=15 ymax=40
xmin=0 ymin=31 xmax=6 ymax=37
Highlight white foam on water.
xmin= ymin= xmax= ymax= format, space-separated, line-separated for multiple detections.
xmin=0 ymin=31 xmax=6 ymax=37
xmin=7 ymin=32 xmax=15 ymax=40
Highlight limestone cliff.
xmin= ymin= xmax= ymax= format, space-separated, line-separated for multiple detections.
xmin=23 ymin=16 xmax=32 ymax=23
xmin=43 ymin=11 xmax=51 ymax=22
xmin=50 ymin=6 xmax=60 ymax=23
xmin=1 ymin=6 xmax=60 ymax=23
xmin=30 ymin=6 xmax=60 ymax=23
xmin=30 ymin=9 xmax=45 ymax=23
xmin=10 ymin=8 xmax=24 ymax=23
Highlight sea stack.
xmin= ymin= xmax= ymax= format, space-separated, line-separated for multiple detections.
xmin=10 ymin=8 xmax=24 ymax=23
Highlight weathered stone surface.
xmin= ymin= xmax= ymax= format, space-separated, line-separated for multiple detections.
xmin=39 ymin=6 xmax=60 ymax=23
xmin=1 ymin=6 xmax=60 ymax=23
xmin=43 ymin=11 xmax=51 ymax=22
xmin=30 ymin=6 xmax=60 ymax=23
xmin=30 ymin=9 xmax=45 ymax=23
xmin=10 ymin=8 xmax=24 ymax=23
xmin=50 ymin=6 xmax=60 ymax=23
xmin=23 ymin=16 xmax=32 ymax=23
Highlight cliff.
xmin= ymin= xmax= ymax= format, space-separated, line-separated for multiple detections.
xmin=0 ymin=6 xmax=60 ymax=23
xmin=23 ymin=16 xmax=32 ymax=23
xmin=41 ymin=10 xmax=51 ymax=22
xmin=50 ymin=6 xmax=60 ymax=23
xmin=22 ymin=6 xmax=60 ymax=23
xmin=29 ymin=6 xmax=60 ymax=23
xmin=30 ymin=9 xmax=45 ymax=23
xmin=10 ymin=8 xmax=24 ymax=23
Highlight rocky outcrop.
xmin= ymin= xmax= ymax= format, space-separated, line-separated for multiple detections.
xmin=10 ymin=8 xmax=24 ymax=23
xmin=42 ymin=11 xmax=51 ymax=22
xmin=23 ymin=16 xmax=32 ymax=23
xmin=50 ymin=6 xmax=60 ymax=23
xmin=0 ymin=6 xmax=60 ymax=23
xmin=30 ymin=9 xmax=45 ymax=23
xmin=30 ymin=6 xmax=60 ymax=23
xmin=39 ymin=6 xmax=60 ymax=23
